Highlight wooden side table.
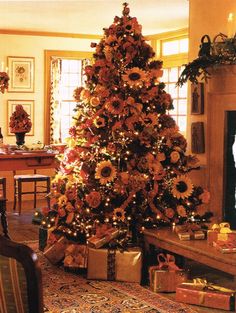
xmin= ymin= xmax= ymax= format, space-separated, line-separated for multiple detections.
xmin=143 ymin=228 xmax=236 ymax=282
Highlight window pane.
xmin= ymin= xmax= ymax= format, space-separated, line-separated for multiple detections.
xmin=171 ymin=100 xmax=178 ymax=114
xmin=179 ymin=84 xmax=187 ymax=98
xmin=168 ymin=83 xmax=178 ymax=98
xmin=178 ymin=116 xmax=187 ymax=132
xmin=61 ymin=102 xmax=70 ymax=115
xmin=61 ymin=60 xmax=70 ymax=72
xmin=69 ymin=102 xmax=77 ymax=114
xmin=179 ymin=38 xmax=189 ymax=53
xmin=169 ymin=67 xmax=178 ymax=82
xmin=162 ymin=40 xmax=179 ymax=56
xmin=162 ymin=69 xmax=169 ymax=81
xmin=178 ymin=99 xmax=187 ymax=115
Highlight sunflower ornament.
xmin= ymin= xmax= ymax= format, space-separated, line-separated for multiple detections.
xmin=172 ymin=175 xmax=193 ymax=199
xmin=122 ymin=67 xmax=147 ymax=88
xmin=95 ymin=160 xmax=117 ymax=185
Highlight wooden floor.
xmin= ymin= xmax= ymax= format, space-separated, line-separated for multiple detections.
xmin=3 ymin=199 xmax=235 ymax=313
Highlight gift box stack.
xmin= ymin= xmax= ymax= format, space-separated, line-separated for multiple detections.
xmin=174 ymin=223 xmax=205 ymax=241
xmin=149 ymin=253 xmax=188 ymax=292
xmin=40 ymin=223 xmax=142 ymax=283
xmin=64 ymin=244 xmax=88 ymax=270
xmin=207 ymin=222 xmax=236 ymax=253
xmin=176 ymin=278 xmax=236 ymax=311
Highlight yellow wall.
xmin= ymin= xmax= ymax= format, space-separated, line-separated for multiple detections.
xmin=188 ymin=0 xmax=236 ymax=164
xmin=0 ymin=33 xmax=97 ymax=145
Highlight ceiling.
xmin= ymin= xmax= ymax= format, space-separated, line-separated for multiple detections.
xmin=0 ymin=0 xmax=189 ymax=36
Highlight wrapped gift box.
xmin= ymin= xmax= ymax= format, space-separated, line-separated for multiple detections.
xmin=149 ymin=267 xmax=187 ymax=292
xmin=88 ymin=227 xmax=119 ymax=249
xmin=38 ymin=226 xmax=55 ymax=251
xmin=207 ymin=222 xmax=236 ymax=245
xmin=64 ymin=244 xmax=88 ymax=269
xmin=87 ymin=247 xmax=142 ymax=283
xmin=175 ymin=224 xmax=205 ymax=240
xmin=176 ymin=281 xmax=235 ymax=311
xmin=43 ymin=236 xmax=69 ymax=264
xmin=213 ymin=240 xmax=236 ymax=253
xmin=178 ymin=230 xmax=205 ymax=241
xmin=149 ymin=253 xmax=188 ymax=292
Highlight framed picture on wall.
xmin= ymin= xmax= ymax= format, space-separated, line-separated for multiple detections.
xmin=191 ymin=83 xmax=204 ymax=114
xmin=7 ymin=100 xmax=34 ymax=136
xmin=7 ymin=56 xmax=35 ymax=92
xmin=191 ymin=121 xmax=205 ymax=154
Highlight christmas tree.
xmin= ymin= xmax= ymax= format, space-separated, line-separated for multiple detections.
xmin=43 ymin=3 xmax=210 ymax=243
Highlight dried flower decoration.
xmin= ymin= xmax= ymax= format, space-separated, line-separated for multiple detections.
xmin=0 ymin=72 xmax=9 ymax=93
xmin=9 ymin=104 xmax=32 ymax=133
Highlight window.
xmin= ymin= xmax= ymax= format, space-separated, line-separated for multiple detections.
xmin=158 ymin=34 xmax=189 ymax=135
xmin=162 ymin=66 xmax=187 ymax=133
xmin=60 ymin=59 xmax=84 ymax=142
xmin=44 ymin=50 xmax=93 ymax=144
xmin=162 ymin=38 xmax=188 ymax=56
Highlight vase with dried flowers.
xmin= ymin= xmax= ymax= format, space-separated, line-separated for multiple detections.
xmin=0 ymin=72 xmax=9 ymax=94
xmin=9 ymin=105 xmax=32 ymax=146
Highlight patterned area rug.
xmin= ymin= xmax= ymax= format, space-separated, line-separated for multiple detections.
xmin=29 ymin=242 xmax=197 ymax=313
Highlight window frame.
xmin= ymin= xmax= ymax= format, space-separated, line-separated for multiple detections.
xmin=44 ymin=50 xmax=93 ymax=144
xmin=148 ymin=29 xmax=189 ymax=136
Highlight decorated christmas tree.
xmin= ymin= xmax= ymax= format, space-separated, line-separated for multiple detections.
xmin=43 ymin=3 xmax=210 ymax=244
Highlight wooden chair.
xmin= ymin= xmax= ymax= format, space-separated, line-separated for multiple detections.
xmin=0 ymin=235 xmax=43 ymax=313
xmin=13 ymin=172 xmax=51 ymax=215
xmin=0 ymin=177 xmax=9 ymax=238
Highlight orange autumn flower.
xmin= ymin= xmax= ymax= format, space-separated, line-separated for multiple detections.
xmin=170 ymin=151 xmax=180 ymax=163
xmin=164 ymin=207 xmax=175 ymax=219
xmin=105 ymin=97 xmax=125 ymax=115
xmin=86 ymin=191 xmax=101 ymax=208
xmin=177 ymin=205 xmax=187 ymax=217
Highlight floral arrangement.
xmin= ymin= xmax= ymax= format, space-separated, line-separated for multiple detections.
xmin=9 ymin=105 xmax=32 ymax=133
xmin=42 ymin=3 xmax=211 ymax=243
xmin=0 ymin=72 xmax=9 ymax=93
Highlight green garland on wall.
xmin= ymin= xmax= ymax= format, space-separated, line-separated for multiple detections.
xmin=177 ymin=54 xmax=236 ymax=87
xmin=177 ymin=34 xmax=236 ymax=86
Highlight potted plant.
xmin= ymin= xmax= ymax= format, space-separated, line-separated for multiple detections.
xmin=9 ymin=105 xmax=32 ymax=146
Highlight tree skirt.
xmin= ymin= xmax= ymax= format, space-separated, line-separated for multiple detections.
xmin=31 ymin=243 xmax=197 ymax=313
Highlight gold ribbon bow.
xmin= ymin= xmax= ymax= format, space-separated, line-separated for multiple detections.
xmin=182 ymin=278 xmax=235 ymax=293
xmin=211 ymin=222 xmax=232 ymax=233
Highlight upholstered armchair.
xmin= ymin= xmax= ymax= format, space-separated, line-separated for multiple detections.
xmin=0 ymin=235 xmax=43 ymax=313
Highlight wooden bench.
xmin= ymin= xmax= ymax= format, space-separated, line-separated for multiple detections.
xmin=143 ymin=228 xmax=236 ymax=282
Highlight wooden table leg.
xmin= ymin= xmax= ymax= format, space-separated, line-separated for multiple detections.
xmin=0 ymin=199 xmax=10 ymax=238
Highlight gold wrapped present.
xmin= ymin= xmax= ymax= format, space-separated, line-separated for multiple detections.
xmin=176 ymin=278 xmax=236 ymax=311
xmin=88 ymin=225 xmax=119 ymax=249
xmin=149 ymin=253 xmax=188 ymax=292
xmin=207 ymin=223 xmax=236 ymax=245
xmin=43 ymin=236 xmax=69 ymax=264
xmin=87 ymin=247 xmax=142 ymax=283
xmin=64 ymin=244 xmax=88 ymax=268
xmin=175 ymin=224 xmax=205 ymax=240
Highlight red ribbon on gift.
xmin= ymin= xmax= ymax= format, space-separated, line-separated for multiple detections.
xmin=157 ymin=253 xmax=180 ymax=271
